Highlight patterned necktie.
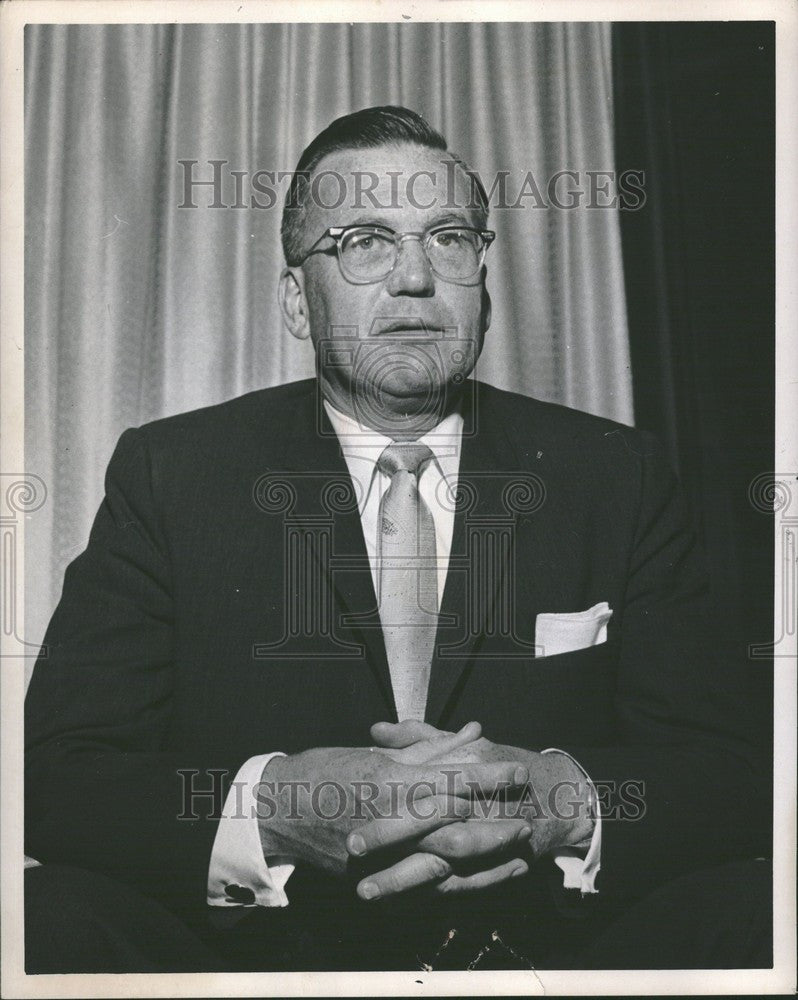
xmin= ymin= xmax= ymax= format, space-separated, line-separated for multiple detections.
xmin=377 ymin=443 xmax=439 ymax=721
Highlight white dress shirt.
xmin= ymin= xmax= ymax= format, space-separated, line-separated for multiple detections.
xmin=207 ymin=398 xmax=601 ymax=907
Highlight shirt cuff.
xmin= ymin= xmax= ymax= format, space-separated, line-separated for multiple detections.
xmin=207 ymin=752 xmax=295 ymax=908
xmin=541 ymin=747 xmax=601 ymax=896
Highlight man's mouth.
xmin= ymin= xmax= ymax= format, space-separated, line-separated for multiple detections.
xmin=370 ymin=318 xmax=448 ymax=337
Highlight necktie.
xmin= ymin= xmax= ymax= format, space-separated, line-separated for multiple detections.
xmin=377 ymin=443 xmax=438 ymax=721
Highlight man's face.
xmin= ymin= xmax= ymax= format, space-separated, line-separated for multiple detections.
xmin=284 ymin=142 xmax=491 ymax=432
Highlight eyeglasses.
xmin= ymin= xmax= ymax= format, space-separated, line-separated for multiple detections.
xmin=295 ymin=224 xmax=496 ymax=284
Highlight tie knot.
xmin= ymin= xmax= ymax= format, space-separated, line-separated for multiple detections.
xmin=378 ymin=442 xmax=434 ymax=479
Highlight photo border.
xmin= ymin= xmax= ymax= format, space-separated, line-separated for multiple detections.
xmin=2 ymin=2 xmax=795 ymax=996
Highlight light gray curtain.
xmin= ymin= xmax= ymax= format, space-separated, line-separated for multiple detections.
xmin=24 ymin=22 xmax=632 ymax=652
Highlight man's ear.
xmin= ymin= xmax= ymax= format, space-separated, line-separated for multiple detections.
xmin=279 ymin=267 xmax=311 ymax=341
xmin=481 ymin=285 xmax=492 ymax=333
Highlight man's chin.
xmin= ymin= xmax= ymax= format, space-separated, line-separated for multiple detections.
xmin=359 ymin=372 xmax=456 ymax=407
xmin=350 ymin=373 xmax=462 ymax=433
xmin=346 ymin=337 xmax=477 ymax=407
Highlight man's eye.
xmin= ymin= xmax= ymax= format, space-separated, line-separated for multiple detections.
xmin=348 ymin=232 xmax=388 ymax=252
xmin=434 ymin=231 xmax=464 ymax=247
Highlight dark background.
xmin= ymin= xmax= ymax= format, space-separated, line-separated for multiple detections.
xmin=612 ymin=22 xmax=775 ymax=770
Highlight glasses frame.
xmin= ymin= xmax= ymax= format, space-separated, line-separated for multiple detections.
xmin=295 ymin=224 xmax=496 ymax=285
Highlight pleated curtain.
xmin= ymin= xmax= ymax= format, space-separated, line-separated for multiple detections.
xmin=24 ymin=22 xmax=633 ymax=651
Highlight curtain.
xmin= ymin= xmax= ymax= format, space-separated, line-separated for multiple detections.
xmin=612 ymin=22 xmax=775 ymax=749
xmin=24 ymin=22 xmax=632 ymax=651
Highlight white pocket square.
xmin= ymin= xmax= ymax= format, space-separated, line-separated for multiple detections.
xmin=535 ymin=601 xmax=613 ymax=657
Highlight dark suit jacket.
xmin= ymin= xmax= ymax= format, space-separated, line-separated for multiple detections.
xmin=25 ymin=378 xmax=764 ymax=963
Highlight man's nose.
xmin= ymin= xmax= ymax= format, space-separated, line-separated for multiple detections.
xmin=384 ymin=238 xmax=435 ymax=297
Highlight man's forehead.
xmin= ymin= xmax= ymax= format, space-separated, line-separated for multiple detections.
xmin=312 ymin=141 xmax=452 ymax=175
xmin=303 ymin=141 xmax=481 ymax=227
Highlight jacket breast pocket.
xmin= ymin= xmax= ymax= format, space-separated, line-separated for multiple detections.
xmin=535 ymin=601 xmax=613 ymax=658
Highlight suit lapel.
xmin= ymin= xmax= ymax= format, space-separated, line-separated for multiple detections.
xmin=425 ymin=384 xmax=540 ymax=726
xmin=274 ymin=386 xmax=396 ymax=718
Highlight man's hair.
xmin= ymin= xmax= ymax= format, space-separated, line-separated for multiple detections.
xmin=280 ymin=105 xmax=489 ymax=266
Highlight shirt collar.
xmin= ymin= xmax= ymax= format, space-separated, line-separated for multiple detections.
xmin=323 ymin=397 xmax=463 ymax=513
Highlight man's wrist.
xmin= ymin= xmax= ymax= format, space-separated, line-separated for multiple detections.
xmin=521 ymin=750 xmax=594 ymax=856
xmin=542 ymin=750 xmax=596 ymax=847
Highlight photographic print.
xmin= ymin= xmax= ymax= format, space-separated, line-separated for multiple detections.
xmin=1 ymin=3 xmax=795 ymax=996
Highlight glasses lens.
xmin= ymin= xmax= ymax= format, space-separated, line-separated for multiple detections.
xmin=339 ymin=228 xmax=396 ymax=280
xmin=428 ymin=229 xmax=483 ymax=279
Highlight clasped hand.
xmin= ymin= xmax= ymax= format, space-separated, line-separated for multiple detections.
xmin=261 ymin=720 xmax=592 ymax=902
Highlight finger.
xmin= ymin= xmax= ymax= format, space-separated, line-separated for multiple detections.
xmin=414 ymin=721 xmax=482 ymax=762
xmin=356 ymin=852 xmax=452 ymax=901
xmin=417 ymin=819 xmax=532 ymax=861
xmin=434 ymin=857 xmax=529 ymax=895
xmin=370 ymin=720 xmax=448 ymax=748
xmin=424 ymin=760 xmax=529 ymax=798
xmin=382 ymin=722 xmax=483 ymax=765
xmin=346 ymin=764 xmax=529 ymax=857
xmin=347 ymin=794 xmax=471 ymax=857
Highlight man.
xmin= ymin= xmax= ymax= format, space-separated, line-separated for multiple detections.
xmin=25 ymin=106 xmax=770 ymax=973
